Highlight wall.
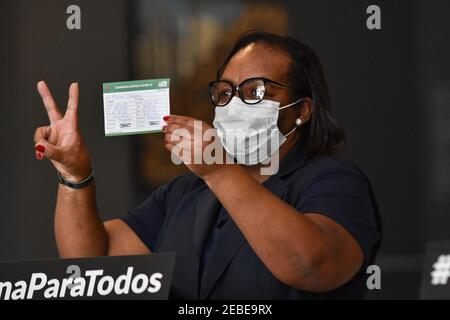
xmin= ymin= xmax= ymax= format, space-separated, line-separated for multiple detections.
xmin=0 ymin=0 xmax=134 ymax=260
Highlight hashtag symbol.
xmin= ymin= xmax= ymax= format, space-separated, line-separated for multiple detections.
xmin=431 ymin=254 xmax=450 ymax=285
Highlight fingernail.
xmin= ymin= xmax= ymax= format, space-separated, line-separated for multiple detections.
xmin=163 ymin=116 xmax=171 ymax=122
xmin=36 ymin=152 xmax=43 ymax=160
xmin=35 ymin=145 xmax=45 ymax=153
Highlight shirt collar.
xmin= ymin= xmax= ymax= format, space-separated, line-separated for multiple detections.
xmin=275 ymin=139 xmax=308 ymax=178
xmin=260 ymin=140 xmax=308 ymax=198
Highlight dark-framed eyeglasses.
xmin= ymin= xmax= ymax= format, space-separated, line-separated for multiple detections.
xmin=209 ymin=77 xmax=297 ymax=107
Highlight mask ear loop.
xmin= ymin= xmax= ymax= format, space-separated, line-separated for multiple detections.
xmin=278 ymin=97 xmax=305 ymax=111
xmin=284 ymin=118 xmax=302 ymax=137
xmin=279 ymin=97 xmax=305 ymax=137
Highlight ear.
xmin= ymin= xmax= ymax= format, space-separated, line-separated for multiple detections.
xmin=298 ymin=97 xmax=313 ymax=124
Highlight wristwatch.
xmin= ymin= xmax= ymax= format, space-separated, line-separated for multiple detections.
xmin=57 ymin=168 xmax=95 ymax=189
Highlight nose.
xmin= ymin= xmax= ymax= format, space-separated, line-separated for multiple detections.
xmin=233 ymin=85 xmax=240 ymax=96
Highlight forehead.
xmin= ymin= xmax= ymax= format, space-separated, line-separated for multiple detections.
xmin=221 ymin=43 xmax=290 ymax=84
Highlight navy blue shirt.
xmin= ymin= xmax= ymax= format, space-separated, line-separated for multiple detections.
xmin=200 ymin=207 xmax=229 ymax=278
xmin=122 ymin=141 xmax=381 ymax=299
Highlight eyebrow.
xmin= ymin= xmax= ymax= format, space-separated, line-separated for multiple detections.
xmin=218 ymin=76 xmax=271 ymax=86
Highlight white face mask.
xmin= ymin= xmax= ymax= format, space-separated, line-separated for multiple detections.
xmin=213 ymin=96 xmax=302 ymax=165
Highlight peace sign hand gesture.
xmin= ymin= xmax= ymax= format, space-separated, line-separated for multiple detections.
xmin=34 ymin=81 xmax=92 ymax=182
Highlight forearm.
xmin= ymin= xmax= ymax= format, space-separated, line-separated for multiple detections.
xmin=55 ymin=181 xmax=108 ymax=258
xmin=204 ymin=166 xmax=328 ymax=286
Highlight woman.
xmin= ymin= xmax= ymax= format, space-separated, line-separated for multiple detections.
xmin=33 ymin=31 xmax=381 ymax=299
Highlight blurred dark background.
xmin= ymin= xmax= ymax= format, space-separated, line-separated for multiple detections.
xmin=0 ymin=0 xmax=449 ymax=299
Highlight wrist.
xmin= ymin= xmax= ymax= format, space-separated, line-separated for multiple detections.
xmin=57 ymin=166 xmax=95 ymax=189
xmin=203 ymin=164 xmax=244 ymax=186
xmin=60 ymin=159 xmax=92 ymax=182
xmin=63 ymin=170 xmax=91 ymax=183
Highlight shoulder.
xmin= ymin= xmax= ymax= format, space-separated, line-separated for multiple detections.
xmin=293 ymin=154 xmax=370 ymax=190
xmin=306 ymin=154 xmax=362 ymax=174
xmin=294 ymin=155 xmax=380 ymax=225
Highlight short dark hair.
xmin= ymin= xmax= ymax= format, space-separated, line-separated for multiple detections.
xmin=216 ymin=30 xmax=345 ymax=157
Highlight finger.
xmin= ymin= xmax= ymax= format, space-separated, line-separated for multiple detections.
xmin=165 ymin=140 xmax=191 ymax=163
xmin=33 ymin=126 xmax=51 ymax=144
xmin=164 ymin=134 xmax=193 ymax=149
xmin=35 ymin=150 xmax=44 ymax=160
xmin=164 ymin=132 xmax=193 ymax=149
xmin=165 ymin=141 xmax=182 ymax=156
xmin=37 ymin=81 xmax=63 ymax=123
xmin=34 ymin=140 xmax=64 ymax=162
xmin=163 ymin=123 xmax=189 ymax=134
xmin=164 ymin=142 xmax=174 ymax=153
xmin=64 ymin=83 xmax=79 ymax=123
xmin=165 ymin=126 xmax=192 ymax=140
xmin=164 ymin=132 xmax=188 ymax=146
xmin=165 ymin=115 xmax=197 ymax=128
xmin=165 ymin=142 xmax=181 ymax=163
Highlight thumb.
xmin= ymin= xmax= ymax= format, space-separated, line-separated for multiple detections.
xmin=34 ymin=140 xmax=63 ymax=162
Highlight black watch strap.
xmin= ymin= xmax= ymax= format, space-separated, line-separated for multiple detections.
xmin=57 ymin=168 xmax=95 ymax=189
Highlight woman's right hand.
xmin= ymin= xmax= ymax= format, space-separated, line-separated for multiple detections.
xmin=34 ymin=81 xmax=92 ymax=182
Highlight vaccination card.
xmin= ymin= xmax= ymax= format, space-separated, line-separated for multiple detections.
xmin=103 ymin=79 xmax=170 ymax=136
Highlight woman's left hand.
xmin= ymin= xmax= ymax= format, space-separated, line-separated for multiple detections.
xmin=163 ymin=115 xmax=230 ymax=179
